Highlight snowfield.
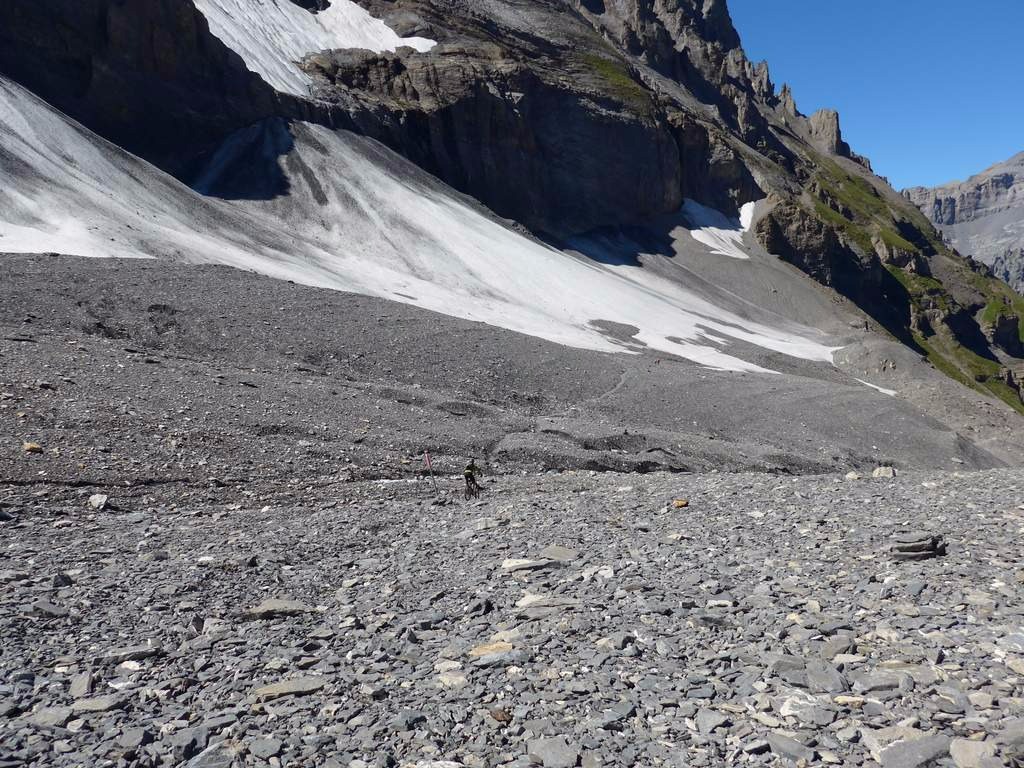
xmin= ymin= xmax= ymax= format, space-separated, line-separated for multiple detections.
xmin=0 ymin=76 xmax=840 ymax=374
xmin=682 ymin=199 xmax=756 ymax=260
xmin=191 ymin=0 xmax=436 ymax=96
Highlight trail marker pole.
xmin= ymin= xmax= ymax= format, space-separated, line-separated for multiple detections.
xmin=424 ymin=451 xmax=439 ymax=495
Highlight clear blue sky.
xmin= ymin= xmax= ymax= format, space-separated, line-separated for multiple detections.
xmin=728 ymin=1 xmax=1024 ymax=189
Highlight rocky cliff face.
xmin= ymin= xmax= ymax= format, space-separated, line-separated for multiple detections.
xmin=0 ymin=0 xmax=1021 ymax=410
xmin=0 ymin=0 xmax=296 ymax=177
xmin=904 ymin=152 xmax=1024 ymax=294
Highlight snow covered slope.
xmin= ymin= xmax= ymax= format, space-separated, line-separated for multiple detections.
xmin=191 ymin=0 xmax=435 ymax=95
xmin=0 ymin=76 xmax=838 ymax=373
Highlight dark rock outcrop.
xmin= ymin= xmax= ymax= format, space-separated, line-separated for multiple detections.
xmin=306 ymin=42 xmax=683 ymax=238
xmin=0 ymin=0 xmax=297 ymax=178
xmin=756 ymin=200 xmax=910 ymax=337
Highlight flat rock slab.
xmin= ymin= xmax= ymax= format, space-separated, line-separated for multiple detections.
xmin=102 ymin=645 xmax=161 ymax=664
xmin=500 ymin=558 xmax=555 ymax=573
xmin=537 ymin=544 xmax=578 ymax=562
xmin=527 ymin=736 xmax=580 ymax=768
xmin=184 ymin=742 xmax=237 ymax=768
xmin=252 ymin=677 xmax=325 ymax=701
xmin=879 ymin=733 xmax=951 ymax=768
xmin=468 ymin=641 xmax=514 ymax=658
xmin=245 ymin=599 xmax=314 ymax=619
xmin=71 ymin=694 xmax=126 ymax=714
xmin=248 ymin=737 xmax=283 ymax=759
xmin=30 ymin=706 xmax=73 ymax=728
xmin=950 ymin=738 xmax=996 ymax=768
xmin=767 ymin=733 xmax=815 ymax=763
xmin=695 ymin=708 xmax=730 ymax=734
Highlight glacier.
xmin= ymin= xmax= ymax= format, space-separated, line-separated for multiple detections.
xmin=0 ymin=76 xmax=840 ymax=374
xmin=191 ymin=0 xmax=436 ymax=96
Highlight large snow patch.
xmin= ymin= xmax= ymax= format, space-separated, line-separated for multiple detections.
xmin=682 ymin=199 xmax=756 ymax=260
xmin=0 ymin=77 xmax=838 ymax=374
xmin=191 ymin=0 xmax=436 ymax=95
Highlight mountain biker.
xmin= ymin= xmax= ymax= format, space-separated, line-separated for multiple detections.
xmin=464 ymin=458 xmax=482 ymax=495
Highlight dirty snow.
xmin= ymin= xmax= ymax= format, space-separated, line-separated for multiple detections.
xmin=0 ymin=77 xmax=839 ymax=374
xmin=191 ymin=0 xmax=435 ymax=96
xmin=856 ymin=379 xmax=898 ymax=397
xmin=682 ymin=199 xmax=753 ymax=260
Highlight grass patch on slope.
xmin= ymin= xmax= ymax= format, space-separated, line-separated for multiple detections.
xmin=979 ymin=290 xmax=1024 ymax=343
xmin=816 ymin=157 xmax=891 ymax=223
xmin=579 ymin=53 xmax=652 ymax=112
xmin=878 ymin=227 xmax=919 ymax=253
xmin=812 ymin=200 xmax=874 ymax=254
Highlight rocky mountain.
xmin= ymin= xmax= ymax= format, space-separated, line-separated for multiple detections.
xmin=1 ymin=0 xmax=1023 ymax=430
xmin=5 ymin=4 xmax=1024 ymax=767
xmin=904 ymin=151 xmax=1024 ymax=294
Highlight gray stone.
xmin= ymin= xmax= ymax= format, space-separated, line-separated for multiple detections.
xmin=245 ymin=598 xmax=313 ymax=619
xmin=102 ymin=644 xmax=161 ymax=664
xmin=950 ymin=738 xmax=996 ymax=768
xmin=30 ymin=706 xmax=73 ymax=728
xmin=391 ymin=710 xmax=427 ymax=732
xmin=695 ymin=708 xmax=730 ymax=734
xmin=184 ymin=742 xmax=237 ymax=768
xmin=527 ymin=736 xmax=580 ymax=768
xmin=767 ymin=733 xmax=815 ymax=763
xmin=878 ymin=734 xmax=951 ymax=768
xmin=118 ymin=728 xmax=153 ymax=750
xmin=805 ymin=660 xmax=848 ymax=693
xmin=248 ymin=736 xmax=283 ymax=759
xmin=252 ymin=676 xmax=325 ymax=700
xmin=71 ymin=694 xmax=126 ymax=714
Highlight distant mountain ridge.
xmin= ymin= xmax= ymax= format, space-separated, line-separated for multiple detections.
xmin=905 ymin=152 xmax=1024 ymax=293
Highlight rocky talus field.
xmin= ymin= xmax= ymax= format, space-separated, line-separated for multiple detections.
xmin=2 ymin=256 xmax=1024 ymax=768
xmin=2 ymin=467 xmax=1024 ymax=768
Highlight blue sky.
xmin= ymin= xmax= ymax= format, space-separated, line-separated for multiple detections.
xmin=728 ymin=1 xmax=1024 ymax=189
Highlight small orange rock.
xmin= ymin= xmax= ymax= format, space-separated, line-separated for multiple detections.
xmin=22 ymin=442 xmax=42 ymax=454
xmin=672 ymin=498 xmax=689 ymax=509
xmin=488 ymin=707 xmax=512 ymax=723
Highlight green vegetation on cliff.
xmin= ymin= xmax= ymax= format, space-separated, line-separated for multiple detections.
xmin=979 ymin=287 xmax=1024 ymax=344
xmin=579 ymin=53 xmax=652 ymax=112
xmin=805 ymin=152 xmax=1024 ymax=414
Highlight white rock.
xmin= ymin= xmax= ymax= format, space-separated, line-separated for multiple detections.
xmin=950 ymin=739 xmax=996 ymax=768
